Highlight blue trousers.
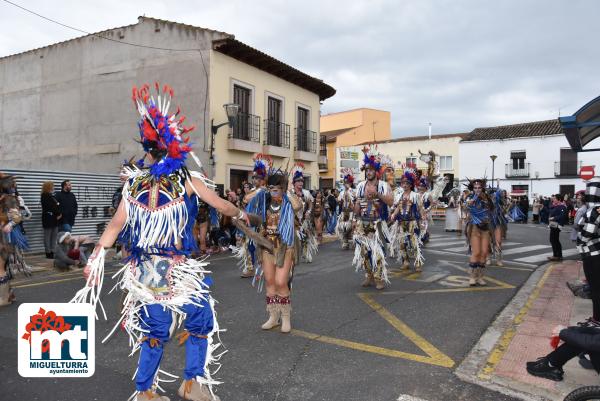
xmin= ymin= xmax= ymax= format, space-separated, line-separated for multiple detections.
xmin=135 ymin=297 xmax=214 ymax=391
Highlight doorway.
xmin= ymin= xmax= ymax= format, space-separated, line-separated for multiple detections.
xmin=229 ymin=169 xmax=251 ymax=192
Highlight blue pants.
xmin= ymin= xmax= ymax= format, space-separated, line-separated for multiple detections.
xmin=135 ymin=297 xmax=214 ymax=391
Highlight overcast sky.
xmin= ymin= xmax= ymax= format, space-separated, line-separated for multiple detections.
xmin=0 ymin=0 xmax=598 ymax=137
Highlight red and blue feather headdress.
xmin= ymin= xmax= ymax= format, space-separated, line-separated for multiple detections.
xmin=132 ymin=83 xmax=194 ymax=178
xmin=252 ymin=153 xmax=272 ymax=179
xmin=399 ymin=163 xmax=418 ymax=189
xmin=340 ymin=167 xmax=355 ymax=185
xmin=361 ymin=145 xmax=382 ymax=174
xmin=291 ymin=162 xmax=305 ymax=183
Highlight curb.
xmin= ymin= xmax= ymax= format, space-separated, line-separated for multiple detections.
xmin=454 ymin=262 xmax=555 ymax=401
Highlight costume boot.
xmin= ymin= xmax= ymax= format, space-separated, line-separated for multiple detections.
xmin=496 ymin=250 xmax=503 ymax=266
xmin=261 ymin=296 xmax=280 ymax=330
xmin=361 ymin=273 xmax=374 ymax=287
xmin=135 ymin=390 xmax=170 ymax=401
xmin=0 ymin=275 xmax=11 ymax=306
xmin=375 ymin=279 xmax=386 ymax=290
xmin=476 ymin=264 xmax=487 ymax=286
xmin=178 ymin=379 xmax=220 ymax=401
xmin=468 ymin=263 xmax=477 ymax=287
xmin=279 ymin=297 xmax=292 ymax=333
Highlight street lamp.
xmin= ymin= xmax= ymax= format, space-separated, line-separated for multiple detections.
xmin=490 ymin=155 xmax=497 ymax=188
xmin=210 ymin=103 xmax=240 ymax=166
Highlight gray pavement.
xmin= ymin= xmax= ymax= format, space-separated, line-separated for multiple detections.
xmin=0 ymin=223 xmax=577 ymax=401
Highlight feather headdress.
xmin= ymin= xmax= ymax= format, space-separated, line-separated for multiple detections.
xmin=464 ymin=177 xmax=488 ymax=192
xmin=361 ymin=145 xmax=382 ymax=173
xmin=252 ymin=153 xmax=273 ymax=179
xmin=341 ymin=167 xmax=355 ymax=185
xmin=132 ymin=83 xmax=194 ymax=178
xmin=290 ymin=162 xmax=305 ymax=183
xmin=399 ymin=163 xmax=418 ymax=189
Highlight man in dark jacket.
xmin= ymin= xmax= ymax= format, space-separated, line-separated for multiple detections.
xmin=548 ymin=194 xmax=567 ymax=261
xmin=54 ymin=180 xmax=78 ymax=232
xmin=526 ymin=325 xmax=600 ymax=381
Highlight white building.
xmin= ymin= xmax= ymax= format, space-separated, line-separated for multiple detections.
xmin=459 ymin=119 xmax=596 ymax=198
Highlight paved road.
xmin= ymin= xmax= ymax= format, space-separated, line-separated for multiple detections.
xmin=0 ymin=223 xmax=577 ymax=401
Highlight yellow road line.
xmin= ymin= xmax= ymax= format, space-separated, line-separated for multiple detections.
xmin=359 ymin=293 xmax=455 ymax=368
xmin=478 ymin=264 xmax=555 ymax=380
xmin=13 ymin=269 xmax=120 ymax=288
xmin=290 ymin=293 xmax=455 ymax=368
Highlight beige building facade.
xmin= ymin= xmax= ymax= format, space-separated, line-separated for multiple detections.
xmin=335 ymin=133 xmax=465 ymax=187
xmin=319 ymin=108 xmax=391 ymax=188
xmin=210 ymin=42 xmax=333 ymax=191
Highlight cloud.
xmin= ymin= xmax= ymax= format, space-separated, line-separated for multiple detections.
xmin=0 ymin=0 xmax=598 ymax=137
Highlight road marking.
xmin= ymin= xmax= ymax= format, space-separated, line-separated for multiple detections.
xmin=442 ymin=241 xmax=521 ymax=253
xmin=290 ymin=293 xmax=455 ymax=368
xmin=514 ymin=248 xmax=579 ymax=263
xmin=13 ymin=269 xmax=120 ymax=288
xmin=425 ymin=249 xmax=538 ymax=268
xmin=478 ymin=264 xmax=555 ymax=380
xmin=425 ymin=240 xmax=466 ymax=248
xmin=501 ymin=244 xmax=550 ymax=255
xmin=397 ymin=395 xmax=430 ymax=401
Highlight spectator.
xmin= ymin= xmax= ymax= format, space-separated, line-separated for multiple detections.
xmin=54 ymin=231 xmax=95 ymax=270
xmin=41 ymin=181 xmax=60 ymax=259
xmin=540 ymin=196 xmax=551 ymax=224
xmin=54 ymin=180 xmax=78 ymax=232
xmin=548 ymin=194 xmax=567 ymax=261
xmin=570 ymin=191 xmax=587 ymax=243
xmin=576 ymin=178 xmax=600 ymax=326
xmin=526 ymin=325 xmax=600 ymax=381
xmin=532 ymin=197 xmax=541 ymax=223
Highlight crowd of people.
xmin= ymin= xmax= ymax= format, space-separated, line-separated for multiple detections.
xmin=0 ymin=82 xmax=598 ymax=401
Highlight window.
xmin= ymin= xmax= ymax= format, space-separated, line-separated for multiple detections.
xmin=297 ymin=107 xmax=312 ymax=152
xmin=406 ymin=157 xmax=417 ymax=168
xmin=439 ymin=156 xmax=453 ymax=170
xmin=266 ymin=96 xmax=283 ymax=146
xmin=233 ymin=85 xmax=251 ymax=140
xmin=303 ymin=176 xmax=311 ymax=190
xmin=511 ymin=150 xmax=526 ymax=169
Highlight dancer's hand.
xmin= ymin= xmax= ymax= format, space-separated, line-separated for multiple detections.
xmin=2 ymin=222 xmax=13 ymax=234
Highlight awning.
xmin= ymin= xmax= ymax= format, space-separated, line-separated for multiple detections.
xmin=559 ymin=95 xmax=600 ymax=152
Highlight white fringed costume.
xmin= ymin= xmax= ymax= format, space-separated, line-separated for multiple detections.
xmin=71 ymin=83 xmax=225 ymax=401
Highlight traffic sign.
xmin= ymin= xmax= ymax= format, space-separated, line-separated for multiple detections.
xmin=580 ymin=165 xmax=595 ymax=180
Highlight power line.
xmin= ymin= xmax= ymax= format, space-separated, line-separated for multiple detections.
xmin=2 ymin=0 xmax=205 ymax=52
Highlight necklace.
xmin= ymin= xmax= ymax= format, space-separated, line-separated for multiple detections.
xmin=270 ymin=204 xmax=281 ymax=212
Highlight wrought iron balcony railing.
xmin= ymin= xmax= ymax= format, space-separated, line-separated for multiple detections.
xmin=505 ymin=163 xmax=530 ymax=178
xmin=229 ymin=112 xmax=260 ymax=142
xmin=295 ymin=128 xmax=317 ymax=153
xmin=554 ymin=161 xmax=582 ymax=177
xmin=263 ymin=120 xmax=290 ymax=148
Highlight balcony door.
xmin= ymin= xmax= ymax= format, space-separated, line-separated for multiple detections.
xmin=267 ymin=97 xmax=282 ymax=146
xmin=559 ymin=148 xmax=577 ymax=176
xmin=233 ymin=85 xmax=250 ymax=140
xmin=297 ymin=107 xmax=309 ymax=151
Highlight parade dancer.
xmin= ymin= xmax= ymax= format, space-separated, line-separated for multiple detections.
xmin=489 ymin=188 xmax=509 ymax=266
xmin=71 ymin=83 xmax=249 ymax=401
xmin=417 ymin=177 xmax=434 ymax=244
xmin=336 ymin=168 xmax=355 ymax=250
xmin=0 ymin=173 xmax=31 ymax=306
xmin=247 ymin=166 xmax=302 ymax=333
xmin=233 ymin=154 xmax=270 ymax=279
xmin=465 ymin=178 xmax=494 ymax=286
xmin=352 ymin=147 xmax=393 ymax=290
xmin=289 ymin=163 xmax=317 ymax=263
xmin=389 ymin=167 xmax=425 ymax=272
xmin=313 ymin=191 xmax=325 ymax=243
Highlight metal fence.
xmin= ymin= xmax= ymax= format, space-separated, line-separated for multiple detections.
xmin=4 ymin=168 xmax=121 ymax=253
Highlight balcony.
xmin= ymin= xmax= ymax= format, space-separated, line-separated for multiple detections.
xmin=294 ymin=128 xmax=317 ymax=162
xmin=505 ymin=163 xmax=530 ymax=178
xmin=262 ymin=120 xmax=290 ymax=158
xmin=319 ymin=135 xmax=327 ymax=165
xmin=228 ymin=112 xmax=261 ymax=153
xmin=554 ymin=161 xmax=582 ymax=177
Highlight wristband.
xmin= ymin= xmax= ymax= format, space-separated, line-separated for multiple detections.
xmin=234 ymin=209 xmax=244 ymax=220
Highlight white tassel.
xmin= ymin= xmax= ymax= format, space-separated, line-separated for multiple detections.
xmin=70 ymin=248 xmax=107 ymax=320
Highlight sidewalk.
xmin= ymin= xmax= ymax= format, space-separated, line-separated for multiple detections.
xmin=457 ymin=259 xmax=599 ymax=400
